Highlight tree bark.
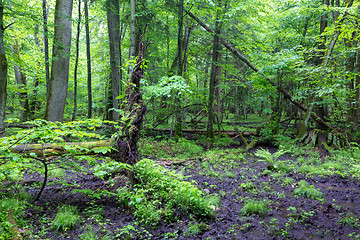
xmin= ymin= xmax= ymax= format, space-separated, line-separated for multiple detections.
xmin=85 ymin=0 xmax=92 ymax=119
xmin=72 ymin=0 xmax=81 ymax=121
xmin=0 ymin=0 xmax=7 ymax=132
xmin=174 ymin=0 xmax=184 ymax=140
xmin=129 ymin=0 xmax=136 ymax=61
xmin=13 ymin=51 xmax=29 ymax=122
xmin=32 ymin=25 xmax=41 ymax=115
xmin=187 ymin=10 xmax=336 ymax=132
xmin=106 ymin=0 xmax=120 ymax=121
xmin=112 ymin=25 xmax=148 ymax=166
xmin=45 ymin=0 xmax=73 ymax=122
xmin=42 ymin=0 xmax=50 ymax=97
xmin=207 ymin=2 xmax=221 ymax=139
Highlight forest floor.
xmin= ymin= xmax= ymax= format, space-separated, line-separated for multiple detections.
xmin=15 ymin=136 xmax=360 ymax=240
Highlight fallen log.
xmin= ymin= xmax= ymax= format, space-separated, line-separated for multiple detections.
xmin=152 ymin=128 xmax=258 ymax=137
xmin=10 ymin=140 xmax=114 ymax=157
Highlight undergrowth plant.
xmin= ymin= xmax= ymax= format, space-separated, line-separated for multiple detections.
xmin=140 ymin=138 xmax=203 ymax=159
xmin=292 ymin=180 xmax=324 ymax=201
xmin=254 ymin=148 xmax=287 ymax=171
xmin=117 ymin=159 xmax=220 ymax=227
xmin=0 ymin=197 xmax=26 ymax=239
xmin=52 ymin=205 xmax=81 ymax=232
xmin=240 ymin=199 xmax=269 ymax=216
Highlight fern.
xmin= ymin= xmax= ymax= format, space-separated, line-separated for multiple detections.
xmin=254 ymin=148 xmax=287 ymax=163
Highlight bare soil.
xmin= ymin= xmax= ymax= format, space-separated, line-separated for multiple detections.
xmin=18 ymin=145 xmax=360 ymax=239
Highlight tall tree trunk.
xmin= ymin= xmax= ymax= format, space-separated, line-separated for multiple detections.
xmin=72 ymin=0 xmax=81 ymax=121
xmin=13 ymin=40 xmax=29 ymax=122
xmin=206 ymin=3 xmax=221 ymax=139
xmin=216 ymin=52 xmax=222 ymax=125
xmin=129 ymin=0 xmax=136 ymax=61
xmin=85 ymin=0 xmax=92 ymax=119
xmin=32 ymin=25 xmax=41 ymax=116
xmin=44 ymin=0 xmax=73 ymax=122
xmin=0 ymin=0 xmax=7 ymax=132
xmin=174 ymin=0 xmax=184 ymax=140
xmin=106 ymin=0 xmax=120 ymax=121
xmin=314 ymin=0 xmax=329 ymax=130
xmin=42 ymin=0 xmax=50 ymax=97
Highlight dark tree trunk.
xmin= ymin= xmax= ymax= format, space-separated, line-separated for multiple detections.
xmin=85 ymin=0 xmax=92 ymax=119
xmin=106 ymin=0 xmax=120 ymax=121
xmin=0 ymin=0 xmax=7 ymax=132
xmin=72 ymin=0 xmax=81 ymax=121
xmin=45 ymin=0 xmax=73 ymax=122
xmin=206 ymin=3 xmax=221 ymax=139
xmin=111 ymin=26 xmax=148 ymax=168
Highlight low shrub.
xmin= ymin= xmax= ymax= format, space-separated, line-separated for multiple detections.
xmin=117 ymin=159 xmax=219 ymax=226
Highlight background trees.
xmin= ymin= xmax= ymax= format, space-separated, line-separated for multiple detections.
xmin=0 ymin=0 xmax=359 ymax=140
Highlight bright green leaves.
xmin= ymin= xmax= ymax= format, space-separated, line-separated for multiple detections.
xmin=143 ymin=75 xmax=192 ymax=100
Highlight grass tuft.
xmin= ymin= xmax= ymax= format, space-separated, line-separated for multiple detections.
xmin=292 ymin=180 xmax=324 ymax=200
xmin=240 ymin=199 xmax=269 ymax=216
xmin=52 ymin=205 xmax=80 ymax=232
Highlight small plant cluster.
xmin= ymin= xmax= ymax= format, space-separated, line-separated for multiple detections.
xmin=0 ymin=197 xmax=26 ymax=239
xmin=240 ymin=199 xmax=269 ymax=216
xmin=292 ymin=180 xmax=324 ymax=200
xmin=52 ymin=205 xmax=81 ymax=232
xmin=140 ymin=138 xmax=203 ymax=159
xmin=117 ymin=159 xmax=220 ymax=227
xmin=254 ymin=148 xmax=289 ymax=173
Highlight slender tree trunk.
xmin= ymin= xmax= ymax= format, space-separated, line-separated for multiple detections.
xmin=13 ymin=41 xmax=29 ymax=122
xmin=216 ymin=53 xmax=222 ymax=125
xmin=42 ymin=0 xmax=50 ymax=97
xmin=174 ymin=0 xmax=184 ymax=140
xmin=44 ymin=0 xmax=73 ymax=122
xmin=72 ymin=0 xmax=81 ymax=121
xmin=0 ymin=0 xmax=7 ymax=131
xmin=206 ymin=3 xmax=221 ymax=139
xmin=129 ymin=0 xmax=136 ymax=61
xmin=32 ymin=25 xmax=41 ymax=115
xmin=106 ymin=0 xmax=120 ymax=121
xmin=312 ymin=0 xmax=329 ymax=130
xmin=85 ymin=0 xmax=92 ymax=119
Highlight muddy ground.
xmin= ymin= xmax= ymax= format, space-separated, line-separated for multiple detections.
xmin=13 ymin=144 xmax=360 ymax=239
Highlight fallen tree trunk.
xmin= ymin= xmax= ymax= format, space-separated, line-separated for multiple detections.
xmin=10 ymin=140 xmax=114 ymax=157
xmin=187 ymin=10 xmax=336 ymax=133
xmin=153 ymin=128 xmax=257 ymax=137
